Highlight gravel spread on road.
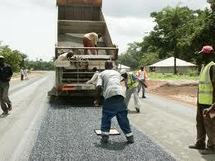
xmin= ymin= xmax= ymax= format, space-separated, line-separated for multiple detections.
xmin=28 ymin=101 xmax=176 ymax=161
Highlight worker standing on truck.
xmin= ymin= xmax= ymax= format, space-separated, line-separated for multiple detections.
xmin=120 ymin=69 xmax=140 ymax=113
xmin=0 ymin=56 xmax=13 ymax=115
xmin=86 ymin=67 xmax=101 ymax=106
xmin=189 ymin=45 xmax=215 ymax=155
xmin=83 ymin=32 xmax=102 ymax=55
xmin=96 ymin=61 xmax=134 ymax=144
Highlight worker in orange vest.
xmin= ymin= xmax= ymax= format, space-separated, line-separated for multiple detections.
xmin=136 ymin=66 xmax=148 ymax=98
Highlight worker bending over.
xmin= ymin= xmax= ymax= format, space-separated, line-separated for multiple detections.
xmin=83 ymin=32 xmax=102 ymax=55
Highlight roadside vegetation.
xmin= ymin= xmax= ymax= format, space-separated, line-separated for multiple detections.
xmin=148 ymin=72 xmax=199 ymax=81
xmin=119 ymin=1 xmax=215 ymax=72
xmin=0 ymin=42 xmax=54 ymax=72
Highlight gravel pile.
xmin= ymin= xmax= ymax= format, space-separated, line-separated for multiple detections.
xmin=28 ymin=102 xmax=176 ymax=161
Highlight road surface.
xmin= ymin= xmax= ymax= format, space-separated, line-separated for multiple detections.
xmin=0 ymin=71 xmax=214 ymax=161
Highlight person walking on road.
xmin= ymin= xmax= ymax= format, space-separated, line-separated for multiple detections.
xmin=96 ymin=61 xmax=134 ymax=144
xmin=136 ymin=66 xmax=148 ymax=98
xmin=86 ymin=67 xmax=101 ymax=106
xmin=120 ymin=69 xmax=140 ymax=113
xmin=189 ymin=45 xmax=215 ymax=155
xmin=83 ymin=32 xmax=102 ymax=55
xmin=23 ymin=68 xmax=29 ymax=80
xmin=0 ymin=56 xmax=13 ymax=115
xmin=20 ymin=68 xmax=24 ymax=81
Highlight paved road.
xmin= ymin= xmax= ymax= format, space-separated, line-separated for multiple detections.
xmin=0 ymin=72 xmax=214 ymax=161
xmin=128 ymin=88 xmax=215 ymax=161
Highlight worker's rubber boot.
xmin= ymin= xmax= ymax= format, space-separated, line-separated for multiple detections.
xmin=126 ymin=135 xmax=134 ymax=144
xmin=189 ymin=143 xmax=206 ymax=150
xmin=1 ymin=110 xmax=8 ymax=116
xmin=101 ymin=135 xmax=109 ymax=144
xmin=8 ymin=104 xmax=12 ymax=111
xmin=135 ymin=107 xmax=140 ymax=113
xmin=201 ymin=146 xmax=215 ymax=155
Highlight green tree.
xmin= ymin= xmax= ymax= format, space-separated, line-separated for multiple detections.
xmin=26 ymin=60 xmax=54 ymax=70
xmin=119 ymin=42 xmax=142 ymax=69
xmin=120 ymin=3 xmax=215 ymax=73
xmin=0 ymin=44 xmax=23 ymax=72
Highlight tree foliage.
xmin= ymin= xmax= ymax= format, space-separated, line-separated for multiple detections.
xmin=119 ymin=42 xmax=142 ymax=69
xmin=0 ymin=42 xmax=54 ymax=72
xmin=26 ymin=59 xmax=54 ymax=70
xmin=119 ymin=2 xmax=215 ymax=71
xmin=0 ymin=44 xmax=23 ymax=72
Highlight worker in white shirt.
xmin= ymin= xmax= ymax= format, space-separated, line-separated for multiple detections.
xmin=96 ymin=61 xmax=134 ymax=144
xmin=83 ymin=32 xmax=102 ymax=55
xmin=57 ymin=52 xmax=74 ymax=61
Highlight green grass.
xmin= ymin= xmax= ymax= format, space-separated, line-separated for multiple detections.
xmin=148 ymin=72 xmax=199 ymax=81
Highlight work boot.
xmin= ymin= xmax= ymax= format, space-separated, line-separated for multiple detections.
xmin=142 ymin=95 xmax=146 ymax=98
xmin=1 ymin=111 xmax=8 ymax=115
xmin=201 ymin=146 xmax=215 ymax=155
xmin=126 ymin=135 xmax=134 ymax=144
xmin=7 ymin=104 xmax=12 ymax=111
xmin=135 ymin=107 xmax=140 ymax=113
xmin=101 ymin=135 xmax=109 ymax=144
xmin=189 ymin=144 xmax=206 ymax=150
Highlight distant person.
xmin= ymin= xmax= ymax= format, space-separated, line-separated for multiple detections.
xmin=96 ymin=61 xmax=134 ymax=144
xmin=20 ymin=68 xmax=24 ymax=81
xmin=189 ymin=45 xmax=215 ymax=155
xmin=83 ymin=32 xmax=102 ymax=55
xmin=86 ymin=67 xmax=101 ymax=106
xmin=0 ymin=56 xmax=13 ymax=115
xmin=24 ymin=68 xmax=28 ymax=80
xmin=136 ymin=66 xmax=148 ymax=98
xmin=120 ymin=69 xmax=140 ymax=113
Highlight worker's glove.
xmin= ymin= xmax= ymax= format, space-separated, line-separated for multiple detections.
xmin=203 ymin=109 xmax=210 ymax=117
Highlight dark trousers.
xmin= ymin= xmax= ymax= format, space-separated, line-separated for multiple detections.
xmin=196 ymin=104 xmax=215 ymax=147
xmin=95 ymin=86 xmax=102 ymax=105
xmin=101 ymin=95 xmax=132 ymax=136
xmin=0 ymin=81 xmax=11 ymax=113
xmin=138 ymin=79 xmax=145 ymax=97
xmin=21 ymin=74 xmax=24 ymax=80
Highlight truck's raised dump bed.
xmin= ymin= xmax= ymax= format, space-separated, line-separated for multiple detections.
xmin=49 ymin=0 xmax=118 ymax=97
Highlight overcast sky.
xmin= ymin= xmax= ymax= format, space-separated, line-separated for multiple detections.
xmin=0 ymin=0 xmax=209 ymax=61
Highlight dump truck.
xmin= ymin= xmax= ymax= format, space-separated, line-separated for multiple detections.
xmin=48 ymin=0 xmax=118 ymax=97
